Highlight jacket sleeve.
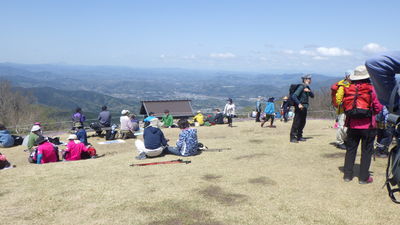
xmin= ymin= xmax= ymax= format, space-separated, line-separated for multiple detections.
xmin=292 ymin=85 xmax=304 ymax=105
xmin=223 ymin=104 xmax=228 ymax=114
xmin=336 ymin=86 xmax=345 ymax=106
xmin=371 ymin=89 xmax=383 ymax=115
xmin=176 ymin=132 xmax=184 ymax=149
xmin=309 ymin=89 xmax=314 ymax=98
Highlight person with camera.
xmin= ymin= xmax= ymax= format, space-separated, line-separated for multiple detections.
xmin=340 ymin=65 xmax=383 ymax=184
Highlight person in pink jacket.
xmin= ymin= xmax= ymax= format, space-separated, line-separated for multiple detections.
xmin=36 ymin=137 xmax=58 ymax=164
xmin=341 ymin=66 xmax=383 ymax=184
xmin=63 ymin=134 xmax=88 ymax=161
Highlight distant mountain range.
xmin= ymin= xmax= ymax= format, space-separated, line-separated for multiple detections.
xmin=0 ymin=63 xmax=341 ymax=113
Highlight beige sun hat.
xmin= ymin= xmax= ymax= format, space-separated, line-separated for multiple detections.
xmin=31 ymin=125 xmax=41 ymax=132
xmin=67 ymin=134 xmax=78 ymax=140
xmin=121 ymin=109 xmax=130 ymax=115
xmin=283 ymin=96 xmax=289 ymax=100
xmin=349 ymin=65 xmax=370 ymax=81
xmin=149 ymin=118 xmax=161 ymax=128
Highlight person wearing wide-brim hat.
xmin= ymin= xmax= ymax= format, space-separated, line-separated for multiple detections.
xmin=281 ymin=96 xmax=290 ymax=123
xmin=340 ymin=65 xmax=383 ymax=184
xmin=35 ymin=136 xmax=58 ymax=164
xmin=290 ymin=74 xmax=314 ymax=143
xmin=27 ymin=125 xmax=43 ymax=152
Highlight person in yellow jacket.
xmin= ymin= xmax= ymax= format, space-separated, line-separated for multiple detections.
xmin=193 ymin=111 xmax=205 ymax=126
xmin=334 ymin=71 xmax=352 ymax=149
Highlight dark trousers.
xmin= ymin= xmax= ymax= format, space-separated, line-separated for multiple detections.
xmin=255 ymin=111 xmax=261 ymax=122
xmin=282 ymin=110 xmax=289 ymax=122
xmin=227 ymin=115 xmax=233 ymax=125
xmin=290 ymin=107 xmax=307 ymax=139
xmin=344 ymin=129 xmax=376 ymax=181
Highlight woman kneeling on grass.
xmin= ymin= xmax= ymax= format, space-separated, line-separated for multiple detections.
xmin=166 ymin=119 xmax=199 ymax=157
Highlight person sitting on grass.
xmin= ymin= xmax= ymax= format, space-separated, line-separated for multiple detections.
xmin=0 ymin=124 xmax=14 ymax=148
xmin=161 ymin=109 xmax=174 ymax=128
xmin=130 ymin=113 xmax=140 ymax=131
xmin=166 ymin=119 xmax=199 ymax=157
xmin=193 ymin=111 xmax=205 ymax=126
xmin=75 ymin=124 xmax=88 ymax=146
xmin=0 ymin=152 xmax=13 ymax=170
xmin=63 ymin=134 xmax=88 ymax=161
xmin=261 ymin=97 xmax=276 ymax=128
xmin=120 ymin=110 xmax=135 ymax=139
xmin=35 ymin=137 xmax=59 ymax=164
xmin=213 ymin=108 xmax=225 ymax=124
xmin=27 ymin=125 xmax=43 ymax=153
xmin=134 ymin=118 xmax=168 ymax=160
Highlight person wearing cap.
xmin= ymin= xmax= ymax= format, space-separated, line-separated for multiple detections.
xmin=193 ymin=110 xmax=205 ymax=126
xmin=72 ymin=107 xmax=86 ymax=129
xmin=290 ymin=74 xmax=314 ymax=143
xmin=35 ymin=137 xmax=58 ymax=164
xmin=334 ymin=71 xmax=352 ymax=150
xmin=120 ymin=110 xmax=135 ymax=139
xmin=75 ymin=123 xmax=88 ymax=146
xmin=340 ymin=65 xmax=382 ymax=184
xmin=365 ymin=51 xmax=400 ymax=108
xmin=255 ymin=96 xmax=263 ymax=122
xmin=280 ymin=96 xmax=290 ymax=122
xmin=27 ymin=125 xmax=43 ymax=152
xmin=161 ymin=109 xmax=174 ymax=128
xmin=97 ymin=105 xmax=112 ymax=137
xmin=63 ymin=134 xmax=88 ymax=161
xmin=224 ymin=98 xmax=236 ymax=127
xmin=143 ymin=112 xmax=156 ymax=123
xmin=135 ymin=118 xmax=168 ymax=159
xmin=0 ymin=124 xmax=14 ymax=148
xmin=261 ymin=97 xmax=276 ymax=128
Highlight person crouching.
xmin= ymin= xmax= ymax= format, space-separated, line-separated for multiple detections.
xmin=63 ymin=134 xmax=89 ymax=161
xmin=134 ymin=118 xmax=168 ymax=160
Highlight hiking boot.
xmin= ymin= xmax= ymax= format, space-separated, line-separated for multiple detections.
xmin=337 ymin=143 xmax=346 ymax=150
xmin=290 ymin=139 xmax=298 ymax=143
xmin=343 ymin=177 xmax=352 ymax=182
xmin=297 ymin=137 xmax=306 ymax=142
xmin=135 ymin=152 xmax=147 ymax=160
xmin=359 ymin=176 xmax=373 ymax=184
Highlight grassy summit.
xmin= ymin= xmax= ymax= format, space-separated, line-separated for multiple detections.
xmin=1 ymin=120 xmax=398 ymax=225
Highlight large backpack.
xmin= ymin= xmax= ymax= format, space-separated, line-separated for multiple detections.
xmin=288 ymin=84 xmax=302 ymax=106
xmin=331 ymin=82 xmax=340 ymax=108
xmin=343 ymin=83 xmax=373 ymax=118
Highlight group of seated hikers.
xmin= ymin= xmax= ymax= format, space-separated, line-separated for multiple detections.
xmin=135 ymin=117 xmax=199 ymax=159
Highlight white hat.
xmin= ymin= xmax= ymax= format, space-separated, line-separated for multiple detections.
xmin=149 ymin=118 xmax=161 ymax=128
xmin=121 ymin=110 xmax=130 ymax=115
xmin=67 ymin=134 xmax=78 ymax=140
xmin=31 ymin=125 xmax=41 ymax=132
xmin=350 ymin=65 xmax=370 ymax=81
xmin=197 ymin=110 xmax=201 ymax=113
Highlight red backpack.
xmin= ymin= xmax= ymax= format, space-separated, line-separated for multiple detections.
xmin=331 ymin=82 xmax=340 ymax=108
xmin=343 ymin=83 xmax=373 ymax=118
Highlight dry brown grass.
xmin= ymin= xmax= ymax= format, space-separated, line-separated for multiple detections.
xmin=1 ymin=119 xmax=400 ymax=225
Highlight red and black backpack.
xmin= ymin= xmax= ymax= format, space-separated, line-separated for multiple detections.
xmin=343 ymin=83 xmax=373 ymax=118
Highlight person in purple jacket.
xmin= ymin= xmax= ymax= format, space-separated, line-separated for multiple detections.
xmin=72 ymin=107 xmax=86 ymax=129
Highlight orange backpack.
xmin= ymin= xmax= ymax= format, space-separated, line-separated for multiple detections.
xmin=343 ymin=83 xmax=373 ymax=118
xmin=331 ymin=82 xmax=340 ymax=108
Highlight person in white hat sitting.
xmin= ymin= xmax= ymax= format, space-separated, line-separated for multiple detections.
xmin=63 ymin=134 xmax=89 ymax=161
xmin=27 ymin=125 xmax=43 ymax=153
xmin=120 ymin=110 xmax=135 ymax=139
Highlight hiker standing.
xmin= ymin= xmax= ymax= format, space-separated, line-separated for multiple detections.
xmin=255 ymin=96 xmax=262 ymax=122
xmin=224 ymin=98 xmax=236 ymax=127
xmin=280 ymin=96 xmax=290 ymax=122
xmin=290 ymin=75 xmax=314 ymax=143
xmin=341 ymin=65 xmax=382 ymax=184
xmin=261 ymin=97 xmax=276 ymax=128
xmin=333 ymin=72 xmax=352 ymax=150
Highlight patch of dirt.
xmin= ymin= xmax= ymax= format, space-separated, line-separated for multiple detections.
xmin=235 ymin=153 xmax=268 ymax=160
xmin=202 ymin=174 xmax=223 ymax=181
xmin=198 ymin=185 xmax=248 ymax=206
xmin=321 ymin=152 xmax=346 ymax=159
xmin=248 ymin=139 xmax=264 ymax=144
xmin=139 ymin=200 xmax=224 ymax=225
xmin=248 ymin=176 xmax=277 ymax=186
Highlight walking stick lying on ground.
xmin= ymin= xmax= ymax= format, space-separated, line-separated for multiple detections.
xmin=130 ymin=159 xmax=191 ymax=167
xmin=200 ymin=148 xmax=232 ymax=152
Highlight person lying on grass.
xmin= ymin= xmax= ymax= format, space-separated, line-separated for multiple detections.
xmin=166 ymin=119 xmax=199 ymax=157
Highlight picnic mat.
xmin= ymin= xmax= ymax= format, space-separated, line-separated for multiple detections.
xmin=98 ymin=140 xmax=126 ymax=145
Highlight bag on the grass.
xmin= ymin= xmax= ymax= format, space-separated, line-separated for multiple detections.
xmin=385 ymin=145 xmax=400 ymax=204
xmin=90 ymin=122 xmax=102 ymax=132
xmin=12 ymin=135 xmax=23 ymax=146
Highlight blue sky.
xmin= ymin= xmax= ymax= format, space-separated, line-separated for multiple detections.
xmin=0 ymin=0 xmax=398 ymax=75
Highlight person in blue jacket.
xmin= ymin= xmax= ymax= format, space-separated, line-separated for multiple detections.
xmin=261 ymin=97 xmax=276 ymax=128
xmin=0 ymin=124 xmax=14 ymax=148
xmin=166 ymin=119 xmax=198 ymax=156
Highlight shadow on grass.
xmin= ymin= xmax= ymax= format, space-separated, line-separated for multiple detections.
xmin=321 ymin=152 xmax=346 ymax=159
xmin=235 ymin=153 xmax=268 ymax=160
xmin=138 ymin=200 xmax=224 ymax=225
xmin=338 ymin=164 xmax=374 ymax=180
xmin=202 ymin=174 xmax=223 ymax=181
xmin=198 ymin=185 xmax=248 ymax=206
xmin=248 ymin=176 xmax=277 ymax=186
xmin=248 ymin=139 xmax=264 ymax=144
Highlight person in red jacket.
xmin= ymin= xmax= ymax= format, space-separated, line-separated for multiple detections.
xmin=36 ymin=137 xmax=58 ymax=164
xmin=63 ymin=134 xmax=88 ymax=161
xmin=340 ymin=65 xmax=383 ymax=184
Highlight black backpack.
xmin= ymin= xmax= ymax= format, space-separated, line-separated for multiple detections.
xmin=11 ymin=135 xmax=23 ymax=146
xmin=288 ymin=84 xmax=302 ymax=106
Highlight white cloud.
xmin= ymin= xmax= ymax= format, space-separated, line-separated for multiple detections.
xmin=209 ymin=52 xmax=236 ymax=59
xmin=282 ymin=50 xmax=295 ymax=55
xmin=316 ymin=47 xmax=352 ymax=56
xmin=362 ymin=43 xmax=387 ymax=54
xmin=299 ymin=50 xmax=317 ymax=56
xmin=312 ymin=56 xmax=328 ymax=60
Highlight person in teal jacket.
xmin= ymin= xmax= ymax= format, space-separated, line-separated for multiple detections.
xmin=261 ymin=97 xmax=276 ymax=128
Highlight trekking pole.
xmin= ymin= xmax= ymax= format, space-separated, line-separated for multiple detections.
xmin=129 ymin=159 xmax=191 ymax=167
xmin=201 ymin=148 xmax=232 ymax=152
